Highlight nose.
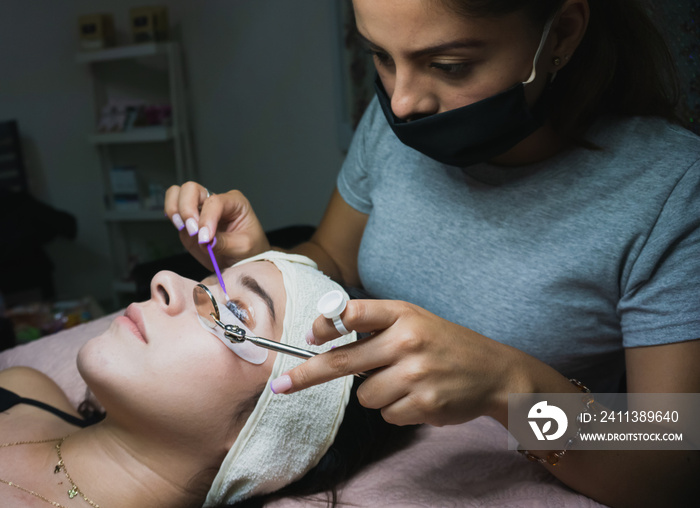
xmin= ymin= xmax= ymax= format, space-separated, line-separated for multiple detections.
xmin=388 ymin=71 xmax=438 ymax=121
xmin=149 ymin=270 xmax=187 ymax=316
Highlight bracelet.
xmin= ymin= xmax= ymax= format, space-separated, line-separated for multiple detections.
xmin=518 ymin=378 xmax=593 ymax=466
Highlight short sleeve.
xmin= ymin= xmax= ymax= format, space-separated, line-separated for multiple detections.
xmin=337 ymin=98 xmax=382 ymax=215
xmin=619 ymin=160 xmax=700 ymax=347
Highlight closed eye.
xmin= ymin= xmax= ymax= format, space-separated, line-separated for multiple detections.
xmin=225 ymin=300 xmax=250 ymax=325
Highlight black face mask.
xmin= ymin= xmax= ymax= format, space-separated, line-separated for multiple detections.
xmin=374 ymin=14 xmax=556 ymax=168
xmin=375 ymin=77 xmax=550 ymax=168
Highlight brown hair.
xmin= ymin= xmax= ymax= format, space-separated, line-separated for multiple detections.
xmin=436 ymin=0 xmax=681 ymax=143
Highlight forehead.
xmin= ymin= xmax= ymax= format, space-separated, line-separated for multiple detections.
xmin=352 ymin=0 xmax=533 ymax=50
xmin=202 ymin=260 xmax=280 ymax=285
xmin=225 ymin=260 xmax=282 ymax=282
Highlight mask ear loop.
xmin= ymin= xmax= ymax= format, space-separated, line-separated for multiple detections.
xmin=523 ymin=11 xmax=559 ymax=85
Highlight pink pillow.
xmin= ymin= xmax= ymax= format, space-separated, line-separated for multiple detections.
xmin=0 ymin=311 xmax=118 ymax=408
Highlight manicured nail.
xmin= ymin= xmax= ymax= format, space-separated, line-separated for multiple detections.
xmin=172 ymin=213 xmax=185 ymax=231
xmin=306 ymin=328 xmax=319 ymax=346
xmin=270 ymin=375 xmax=292 ymax=394
xmin=198 ymin=226 xmax=210 ymax=244
xmin=186 ymin=218 xmax=199 ymax=236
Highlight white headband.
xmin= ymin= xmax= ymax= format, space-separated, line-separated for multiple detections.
xmin=204 ymin=251 xmax=356 ymax=505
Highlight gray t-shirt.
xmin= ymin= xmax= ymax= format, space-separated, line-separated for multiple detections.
xmin=338 ymin=97 xmax=700 ymax=393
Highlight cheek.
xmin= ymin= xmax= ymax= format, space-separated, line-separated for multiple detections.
xmin=149 ymin=347 xmax=272 ymax=423
xmin=154 ymin=333 xmax=274 ymax=399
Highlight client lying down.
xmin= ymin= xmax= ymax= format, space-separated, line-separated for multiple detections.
xmin=0 ymin=251 xmax=404 ymax=507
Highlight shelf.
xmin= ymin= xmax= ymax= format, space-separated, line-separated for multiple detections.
xmin=104 ymin=210 xmax=169 ymax=222
xmin=75 ymin=43 xmax=170 ymax=64
xmin=89 ymin=126 xmax=173 ymax=144
xmin=80 ymin=39 xmax=194 ymax=307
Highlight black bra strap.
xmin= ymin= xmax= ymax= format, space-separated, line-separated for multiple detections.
xmin=17 ymin=397 xmax=92 ymax=427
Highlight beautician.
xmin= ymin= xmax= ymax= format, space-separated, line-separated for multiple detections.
xmin=166 ymin=0 xmax=700 ymax=506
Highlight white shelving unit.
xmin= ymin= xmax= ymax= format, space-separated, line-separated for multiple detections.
xmin=76 ymin=42 xmax=195 ymax=303
xmin=89 ymin=126 xmax=174 ymax=144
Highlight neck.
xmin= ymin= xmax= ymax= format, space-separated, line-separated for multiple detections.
xmin=59 ymin=419 xmax=225 ymax=508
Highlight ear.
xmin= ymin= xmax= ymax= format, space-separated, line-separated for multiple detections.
xmin=549 ymin=0 xmax=590 ymax=72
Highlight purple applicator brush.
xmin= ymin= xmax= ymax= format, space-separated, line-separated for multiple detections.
xmin=206 ymin=238 xmax=230 ymax=302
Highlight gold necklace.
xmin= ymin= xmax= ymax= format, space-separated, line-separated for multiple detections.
xmin=54 ymin=436 xmax=100 ymax=507
xmin=0 ymin=477 xmax=67 ymax=507
xmin=0 ymin=435 xmax=100 ymax=507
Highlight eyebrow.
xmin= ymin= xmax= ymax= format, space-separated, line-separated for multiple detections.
xmin=240 ymin=275 xmax=276 ymax=322
xmin=356 ymin=32 xmax=486 ymax=59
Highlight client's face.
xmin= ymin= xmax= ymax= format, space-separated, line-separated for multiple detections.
xmin=78 ymin=261 xmax=285 ymax=438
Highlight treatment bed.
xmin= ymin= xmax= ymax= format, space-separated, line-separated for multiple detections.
xmin=0 ymin=312 xmax=606 ymax=507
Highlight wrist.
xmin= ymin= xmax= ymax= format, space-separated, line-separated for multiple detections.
xmin=484 ymin=344 xmax=535 ymax=426
xmin=485 ymin=346 xmax=577 ymax=426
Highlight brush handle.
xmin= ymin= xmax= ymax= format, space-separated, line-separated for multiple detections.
xmin=207 ymin=239 xmax=228 ymax=299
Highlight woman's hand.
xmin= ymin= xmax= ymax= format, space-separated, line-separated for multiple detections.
xmin=276 ymin=299 xmax=525 ymax=427
xmin=164 ymin=181 xmax=270 ymax=270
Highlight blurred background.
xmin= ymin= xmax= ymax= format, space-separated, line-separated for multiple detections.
xmin=0 ymin=0 xmax=378 ymax=345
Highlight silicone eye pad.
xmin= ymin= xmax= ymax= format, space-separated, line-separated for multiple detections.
xmin=197 ymin=312 xmax=269 ymax=365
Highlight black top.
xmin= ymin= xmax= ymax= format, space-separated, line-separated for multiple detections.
xmin=0 ymin=386 xmax=94 ymax=428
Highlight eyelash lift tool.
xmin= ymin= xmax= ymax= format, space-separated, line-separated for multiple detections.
xmin=201 ymin=244 xmax=315 ymax=360
xmin=194 ymin=283 xmax=317 ymax=360
xmin=193 ymin=283 xmax=368 ymax=378
xmin=200 ymin=240 xmax=367 ymax=376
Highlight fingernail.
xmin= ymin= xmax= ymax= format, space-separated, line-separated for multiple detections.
xmin=172 ymin=213 xmax=185 ymax=231
xmin=305 ymin=329 xmax=316 ymax=345
xmin=270 ymin=375 xmax=292 ymax=394
xmin=186 ymin=218 xmax=199 ymax=236
xmin=198 ymin=226 xmax=210 ymax=244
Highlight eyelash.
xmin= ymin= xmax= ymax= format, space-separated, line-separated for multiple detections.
xmin=366 ymin=49 xmax=472 ymax=78
xmin=429 ymin=61 xmax=472 ymax=76
xmin=366 ymin=49 xmax=394 ymax=68
xmin=225 ymin=300 xmax=250 ymax=324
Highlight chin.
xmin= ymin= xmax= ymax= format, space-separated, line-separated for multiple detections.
xmin=77 ymin=338 xmax=133 ymax=418
xmin=76 ymin=334 xmax=107 ymax=390
xmin=76 ymin=329 xmax=133 ymax=398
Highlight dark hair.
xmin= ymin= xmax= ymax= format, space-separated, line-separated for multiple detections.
xmin=435 ymin=0 xmax=681 ymax=143
xmin=225 ymin=377 xmax=417 ymax=508
xmin=77 ymin=397 xmax=106 ymax=424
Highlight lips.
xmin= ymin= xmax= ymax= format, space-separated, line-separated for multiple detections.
xmin=123 ymin=304 xmax=148 ymax=343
